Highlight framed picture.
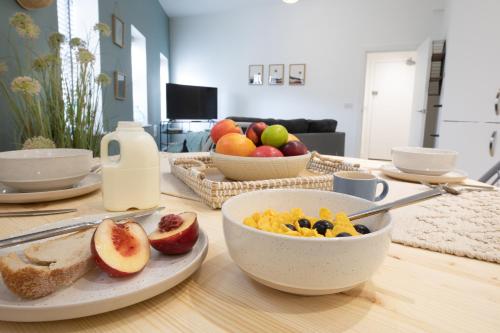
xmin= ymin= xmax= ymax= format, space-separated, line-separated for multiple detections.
xmin=268 ymin=64 xmax=284 ymax=85
xmin=114 ymin=71 xmax=126 ymax=100
xmin=248 ymin=65 xmax=263 ymax=85
xmin=112 ymin=14 xmax=125 ymax=48
xmin=289 ymin=64 xmax=306 ymax=85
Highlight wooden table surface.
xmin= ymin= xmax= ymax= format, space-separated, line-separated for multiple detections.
xmin=0 ymin=155 xmax=499 ymax=332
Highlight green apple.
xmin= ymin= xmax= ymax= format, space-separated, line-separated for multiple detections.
xmin=261 ymin=125 xmax=289 ymax=148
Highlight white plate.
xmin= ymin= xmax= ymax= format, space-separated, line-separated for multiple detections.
xmin=0 ymin=211 xmax=208 ymax=322
xmin=380 ymin=164 xmax=467 ymax=184
xmin=0 ymin=173 xmax=101 ymax=204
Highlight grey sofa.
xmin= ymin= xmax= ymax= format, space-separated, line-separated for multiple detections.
xmin=227 ymin=117 xmax=345 ymax=156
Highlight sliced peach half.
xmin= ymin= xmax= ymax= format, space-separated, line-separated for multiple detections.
xmin=149 ymin=212 xmax=199 ymax=255
xmin=91 ymin=219 xmax=151 ymax=277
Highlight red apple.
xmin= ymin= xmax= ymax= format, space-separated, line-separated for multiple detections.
xmin=280 ymin=141 xmax=308 ymax=156
xmin=245 ymin=122 xmax=268 ymax=145
xmin=210 ymin=119 xmax=242 ymax=144
xmin=91 ymin=219 xmax=151 ymax=277
xmin=250 ymin=145 xmax=284 ymax=157
xmin=149 ymin=212 xmax=199 ymax=255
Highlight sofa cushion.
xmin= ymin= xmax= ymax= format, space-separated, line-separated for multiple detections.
xmin=307 ymin=119 xmax=337 ymax=133
xmin=227 ymin=117 xmax=309 ymax=133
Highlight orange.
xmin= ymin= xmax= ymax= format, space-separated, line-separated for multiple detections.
xmin=215 ymin=133 xmax=256 ymax=156
xmin=287 ymin=133 xmax=300 ymax=142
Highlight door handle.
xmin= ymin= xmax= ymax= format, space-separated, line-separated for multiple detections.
xmin=490 ymin=130 xmax=497 ymax=157
xmin=495 ymin=89 xmax=499 ymax=116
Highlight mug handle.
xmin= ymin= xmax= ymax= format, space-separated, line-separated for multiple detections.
xmin=374 ymin=179 xmax=389 ymax=202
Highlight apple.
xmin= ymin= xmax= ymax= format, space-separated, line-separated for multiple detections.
xmin=149 ymin=212 xmax=199 ymax=255
xmin=245 ymin=122 xmax=268 ymax=145
xmin=210 ymin=119 xmax=242 ymax=144
xmin=280 ymin=141 xmax=308 ymax=156
xmin=250 ymin=145 xmax=284 ymax=157
xmin=261 ymin=125 xmax=289 ymax=148
xmin=91 ymin=219 xmax=151 ymax=277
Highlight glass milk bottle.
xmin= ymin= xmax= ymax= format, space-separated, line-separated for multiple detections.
xmin=100 ymin=121 xmax=160 ymax=211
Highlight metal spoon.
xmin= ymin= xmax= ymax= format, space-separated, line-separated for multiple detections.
xmin=348 ymin=187 xmax=443 ymax=221
xmin=420 ymin=181 xmax=460 ymax=195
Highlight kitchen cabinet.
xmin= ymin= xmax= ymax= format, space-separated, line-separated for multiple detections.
xmin=438 ymin=122 xmax=499 ymax=179
xmin=437 ymin=0 xmax=500 ymax=179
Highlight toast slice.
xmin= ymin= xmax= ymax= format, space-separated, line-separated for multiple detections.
xmin=0 ymin=228 xmax=95 ymax=299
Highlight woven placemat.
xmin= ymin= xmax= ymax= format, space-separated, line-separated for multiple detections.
xmin=391 ymin=190 xmax=500 ymax=263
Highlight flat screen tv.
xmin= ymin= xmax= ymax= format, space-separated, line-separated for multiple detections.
xmin=166 ymin=83 xmax=217 ymax=120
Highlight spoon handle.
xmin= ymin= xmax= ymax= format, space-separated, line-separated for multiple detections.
xmin=348 ymin=187 xmax=443 ymax=221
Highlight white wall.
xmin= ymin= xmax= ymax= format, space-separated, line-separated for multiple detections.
xmin=169 ymin=0 xmax=445 ymax=156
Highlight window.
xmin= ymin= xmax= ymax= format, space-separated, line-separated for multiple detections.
xmin=57 ymin=0 xmax=102 ymax=117
xmin=131 ymin=25 xmax=148 ymax=125
xmin=160 ymin=53 xmax=169 ymax=122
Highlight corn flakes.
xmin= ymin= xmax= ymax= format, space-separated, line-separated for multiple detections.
xmin=243 ymin=208 xmax=364 ymax=238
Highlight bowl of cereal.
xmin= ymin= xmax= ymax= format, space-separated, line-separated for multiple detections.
xmin=222 ymin=189 xmax=392 ymax=295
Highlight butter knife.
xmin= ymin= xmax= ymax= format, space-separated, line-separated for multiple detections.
xmin=0 ymin=208 xmax=77 ymax=217
xmin=0 ymin=206 xmax=164 ymax=249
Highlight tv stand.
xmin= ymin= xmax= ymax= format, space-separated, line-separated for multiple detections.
xmin=160 ymin=119 xmax=215 ymax=152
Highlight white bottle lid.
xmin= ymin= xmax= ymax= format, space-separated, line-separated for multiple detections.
xmin=117 ymin=121 xmax=144 ymax=131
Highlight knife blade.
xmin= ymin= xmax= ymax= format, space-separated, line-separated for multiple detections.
xmin=0 ymin=206 xmax=164 ymax=249
xmin=0 ymin=208 xmax=77 ymax=217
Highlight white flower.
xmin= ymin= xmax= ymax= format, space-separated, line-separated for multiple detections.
xmin=11 ymin=76 xmax=41 ymax=96
xmin=9 ymin=12 xmax=40 ymax=39
xmin=77 ymin=48 xmax=95 ymax=64
xmin=69 ymin=37 xmax=84 ymax=48
xmin=93 ymin=22 xmax=111 ymax=37
xmin=23 ymin=136 xmax=56 ymax=149
xmin=48 ymin=32 xmax=65 ymax=50
xmin=95 ymin=73 xmax=111 ymax=86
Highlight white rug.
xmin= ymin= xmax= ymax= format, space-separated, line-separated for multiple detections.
xmin=391 ymin=190 xmax=500 ymax=263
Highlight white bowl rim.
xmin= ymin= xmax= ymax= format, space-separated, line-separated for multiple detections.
xmin=222 ymin=189 xmax=393 ymax=242
xmin=0 ymin=148 xmax=92 ymax=160
xmin=0 ymin=172 xmax=89 ymax=183
xmin=391 ymin=146 xmax=457 ymax=156
xmin=211 ymin=151 xmax=311 ymax=161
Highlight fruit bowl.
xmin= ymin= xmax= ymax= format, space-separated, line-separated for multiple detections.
xmin=222 ymin=189 xmax=392 ymax=295
xmin=211 ymin=152 xmax=311 ymax=181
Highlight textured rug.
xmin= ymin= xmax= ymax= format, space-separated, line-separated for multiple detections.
xmin=391 ymin=189 xmax=500 ymax=263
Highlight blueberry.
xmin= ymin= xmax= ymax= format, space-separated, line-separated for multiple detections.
xmin=297 ymin=218 xmax=311 ymax=229
xmin=336 ymin=232 xmax=352 ymax=237
xmin=285 ymin=224 xmax=297 ymax=231
xmin=312 ymin=220 xmax=333 ymax=236
xmin=354 ymin=224 xmax=371 ymax=235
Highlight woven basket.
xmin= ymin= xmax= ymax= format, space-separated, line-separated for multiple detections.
xmin=170 ymin=152 xmax=359 ymax=209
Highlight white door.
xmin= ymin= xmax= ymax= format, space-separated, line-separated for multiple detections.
xmin=409 ymin=38 xmax=432 ymax=147
xmin=361 ymin=52 xmax=417 ymax=160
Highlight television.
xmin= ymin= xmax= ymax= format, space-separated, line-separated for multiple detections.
xmin=166 ymin=83 xmax=217 ymax=120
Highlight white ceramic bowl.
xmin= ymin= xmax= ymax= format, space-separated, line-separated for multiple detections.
xmin=0 ymin=149 xmax=92 ymax=192
xmin=391 ymin=146 xmax=457 ymax=176
xmin=222 ymin=189 xmax=392 ymax=295
xmin=212 ymin=152 xmax=311 ymax=181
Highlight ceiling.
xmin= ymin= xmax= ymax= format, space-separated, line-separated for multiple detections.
xmin=158 ymin=0 xmax=279 ymax=18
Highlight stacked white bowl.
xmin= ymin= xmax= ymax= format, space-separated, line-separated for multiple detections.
xmin=0 ymin=149 xmax=92 ymax=192
xmin=391 ymin=147 xmax=458 ymax=176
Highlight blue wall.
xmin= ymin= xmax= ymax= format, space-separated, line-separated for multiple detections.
xmin=0 ymin=0 xmax=170 ymax=151
xmin=99 ymin=0 xmax=170 ymax=136
xmin=0 ymin=1 xmax=58 ymax=151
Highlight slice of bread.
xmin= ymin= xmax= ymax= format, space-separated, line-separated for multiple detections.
xmin=0 ymin=228 xmax=95 ymax=299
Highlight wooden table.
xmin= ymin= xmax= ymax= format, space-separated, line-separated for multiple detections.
xmin=0 ymin=155 xmax=499 ymax=332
